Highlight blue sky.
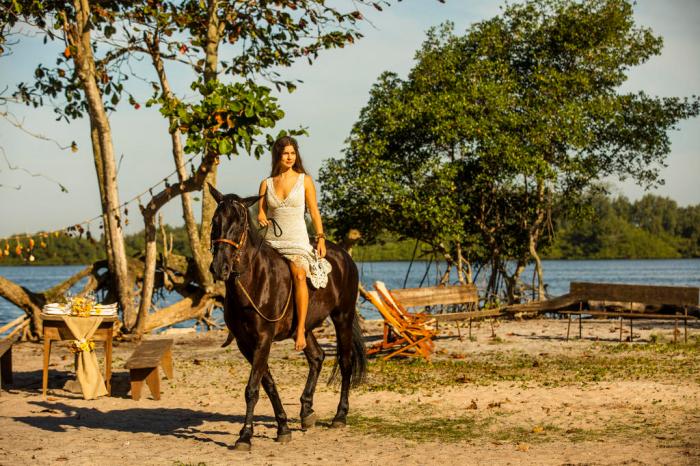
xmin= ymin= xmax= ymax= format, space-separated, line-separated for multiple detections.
xmin=1 ymin=0 xmax=699 ymax=237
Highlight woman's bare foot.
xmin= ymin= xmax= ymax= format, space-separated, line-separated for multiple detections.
xmin=295 ymin=333 xmax=307 ymax=351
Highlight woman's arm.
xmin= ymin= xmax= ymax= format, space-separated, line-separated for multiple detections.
xmin=304 ymin=175 xmax=326 ymax=258
xmin=258 ymin=180 xmax=269 ymax=227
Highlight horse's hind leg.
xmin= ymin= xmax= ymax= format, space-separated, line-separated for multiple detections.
xmin=300 ymin=331 xmax=325 ymax=429
xmin=330 ymin=313 xmax=354 ymax=428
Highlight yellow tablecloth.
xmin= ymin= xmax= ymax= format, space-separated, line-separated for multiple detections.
xmin=61 ymin=315 xmax=108 ymax=400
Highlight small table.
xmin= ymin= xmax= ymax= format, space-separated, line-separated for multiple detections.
xmin=41 ymin=314 xmax=117 ymax=399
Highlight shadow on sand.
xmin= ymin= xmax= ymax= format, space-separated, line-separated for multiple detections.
xmin=11 ymin=400 xmax=281 ymax=448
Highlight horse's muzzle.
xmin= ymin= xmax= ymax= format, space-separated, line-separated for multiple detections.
xmin=210 ymin=262 xmax=230 ymax=282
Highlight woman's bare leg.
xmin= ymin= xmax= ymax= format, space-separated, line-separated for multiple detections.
xmin=290 ymin=261 xmax=308 ymax=351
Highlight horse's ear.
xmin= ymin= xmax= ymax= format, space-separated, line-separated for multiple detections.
xmin=208 ymin=183 xmax=224 ymax=204
xmin=241 ymin=194 xmax=263 ymax=208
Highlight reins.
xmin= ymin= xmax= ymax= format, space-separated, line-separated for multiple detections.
xmin=213 ymin=202 xmax=291 ymax=323
xmin=235 ymin=278 xmax=293 ymax=323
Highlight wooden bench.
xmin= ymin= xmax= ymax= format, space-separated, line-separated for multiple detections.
xmin=1 ymin=315 xmax=30 ymax=394
xmin=561 ymin=282 xmax=699 ymax=342
xmin=125 ymin=339 xmax=174 ymax=401
xmin=0 ymin=338 xmax=14 ymax=392
xmin=387 ymin=283 xmax=500 ymax=340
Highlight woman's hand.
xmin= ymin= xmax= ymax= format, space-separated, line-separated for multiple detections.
xmin=316 ymin=237 xmax=326 ymax=258
xmin=258 ymin=212 xmax=269 ymax=228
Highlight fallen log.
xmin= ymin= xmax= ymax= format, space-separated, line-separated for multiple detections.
xmin=500 ymin=293 xmax=581 ymax=316
xmin=143 ymin=291 xmax=217 ymax=333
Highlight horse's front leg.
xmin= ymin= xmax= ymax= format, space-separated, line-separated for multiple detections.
xmin=261 ymin=368 xmax=292 ymax=442
xmin=300 ymin=332 xmax=325 ymax=429
xmin=234 ymin=337 xmax=272 ymax=451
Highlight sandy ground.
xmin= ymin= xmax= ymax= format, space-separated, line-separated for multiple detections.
xmin=1 ymin=317 xmax=699 ymax=466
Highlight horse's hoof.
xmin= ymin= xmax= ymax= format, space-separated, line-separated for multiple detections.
xmin=276 ymin=432 xmax=292 ymax=443
xmin=233 ymin=440 xmax=251 ymax=451
xmin=301 ymin=413 xmax=318 ymax=429
xmin=330 ymin=420 xmax=347 ymax=429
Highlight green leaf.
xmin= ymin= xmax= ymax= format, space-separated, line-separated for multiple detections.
xmin=218 ymin=138 xmax=233 ymax=155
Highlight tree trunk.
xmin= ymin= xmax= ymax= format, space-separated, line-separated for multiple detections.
xmin=529 ymin=232 xmax=545 ymax=300
xmin=146 ymin=32 xmax=211 ymax=289
xmin=456 ymin=242 xmax=465 ymax=284
xmin=67 ymin=0 xmax=135 ymax=328
xmin=143 ymin=291 xmax=213 ymax=333
xmin=199 ymin=0 xmax=223 ymax=263
xmin=135 ymin=32 xmax=217 ymax=336
xmin=0 ymin=275 xmax=44 ymax=336
xmin=89 ymin=120 xmax=118 ymax=305
xmin=524 ymin=179 xmax=548 ymax=301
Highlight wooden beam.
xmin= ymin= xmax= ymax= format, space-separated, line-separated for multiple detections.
xmin=432 ymin=309 xmax=503 ymax=322
xmin=570 ymin=282 xmax=699 ymax=307
xmin=391 ymin=284 xmax=478 ymax=308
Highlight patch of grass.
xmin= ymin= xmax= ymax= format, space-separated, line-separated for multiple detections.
xmin=348 ymin=413 xmax=489 ymax=442
xmin=597 ymin=337 xmax=700 ymax=355
xmin=349 ymin=410 xmax=672 ymax=445
xmin=363 ymin=347 xmax=700 ymax=393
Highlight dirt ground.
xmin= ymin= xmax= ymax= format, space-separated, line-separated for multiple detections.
xmin=1 ymin=317 xmax=699 ymax=466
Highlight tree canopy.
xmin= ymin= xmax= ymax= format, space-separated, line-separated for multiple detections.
xmin=320 ymin=0 xmax=699 ymax=302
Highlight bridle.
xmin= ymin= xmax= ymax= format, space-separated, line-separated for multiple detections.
xmin=212 ymin=202 xmax=282 ymax=270
xmin=212 ymin=199 xmax=291 ymax=322
xmin=212 ymin=202 xmax=249 ymax=260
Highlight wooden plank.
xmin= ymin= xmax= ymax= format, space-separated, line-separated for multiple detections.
xmin=500 ymin=293 xmax=581 ymax=315
xmin=433 ymin=309 xmax=504 ymax=322
xmin=570 ymin=282 xmax=699 ymax=306
xmin=0 ymin=338 xmax=12 ymax=356
xmin=125 ymin=339 xmax=173 ymax=369
xmin=0 ymin=315 xmax=28 ymax=335
xmin=559 ymin=310 xmax=698 ymax=320
xmin=391 ymin=284 xmax=478 ymax=307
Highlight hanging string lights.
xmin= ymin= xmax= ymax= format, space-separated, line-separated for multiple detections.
xmin=0 ymin=153 xmax=202 ymax=262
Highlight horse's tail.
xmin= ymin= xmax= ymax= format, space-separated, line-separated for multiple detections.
xmin=329 ymin=311 xmax=368 ymax=388
xmin=349 ymin=312 xmax=368 ymax=387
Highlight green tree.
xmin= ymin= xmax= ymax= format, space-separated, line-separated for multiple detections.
xmin=320 ymin=0 xmax=699 ymax=303
xmin=0 ymin=0 xmax=400 ymax=335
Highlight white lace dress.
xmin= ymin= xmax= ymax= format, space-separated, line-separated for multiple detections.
xmin=264 ymin=173 xmax=332 ymax=289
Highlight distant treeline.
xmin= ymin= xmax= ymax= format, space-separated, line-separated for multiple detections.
xmin=0 ymin=225 xmax=193 ymax=266
xmin=1 ymin=194 xmax=698 ymax=266
xmin=350 ymin=193 xmax=700 ymax=261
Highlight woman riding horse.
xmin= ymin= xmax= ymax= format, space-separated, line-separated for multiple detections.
xmin=208 ymin=137 xmax=366 ymax=451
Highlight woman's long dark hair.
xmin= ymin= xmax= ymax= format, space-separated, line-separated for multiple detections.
xmin=270 ymin=136 xmax=307 ymax=177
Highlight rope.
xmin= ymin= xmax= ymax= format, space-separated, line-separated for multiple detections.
xmin=235 ymin=278 xmax=293 ymax=323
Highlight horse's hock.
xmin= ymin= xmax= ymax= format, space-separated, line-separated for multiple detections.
xmin=125 ymin=338 xmax=174 ymax=400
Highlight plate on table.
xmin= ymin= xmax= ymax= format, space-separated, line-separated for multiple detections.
xmin=91 ymin=303 xmax=118 ymax=316
xmin=42 ymin=303 xmax=68 ymax=314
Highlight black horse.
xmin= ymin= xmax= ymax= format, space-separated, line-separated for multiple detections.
xmin=208 ymin=186 xmax=367 ymax=451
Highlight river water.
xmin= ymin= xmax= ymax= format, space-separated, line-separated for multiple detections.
xmin=1 ymin=259 xmax=698 ymax=328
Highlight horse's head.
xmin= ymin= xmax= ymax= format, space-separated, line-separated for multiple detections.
xmin=208 ymin=184 xmax=261 ymax=281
